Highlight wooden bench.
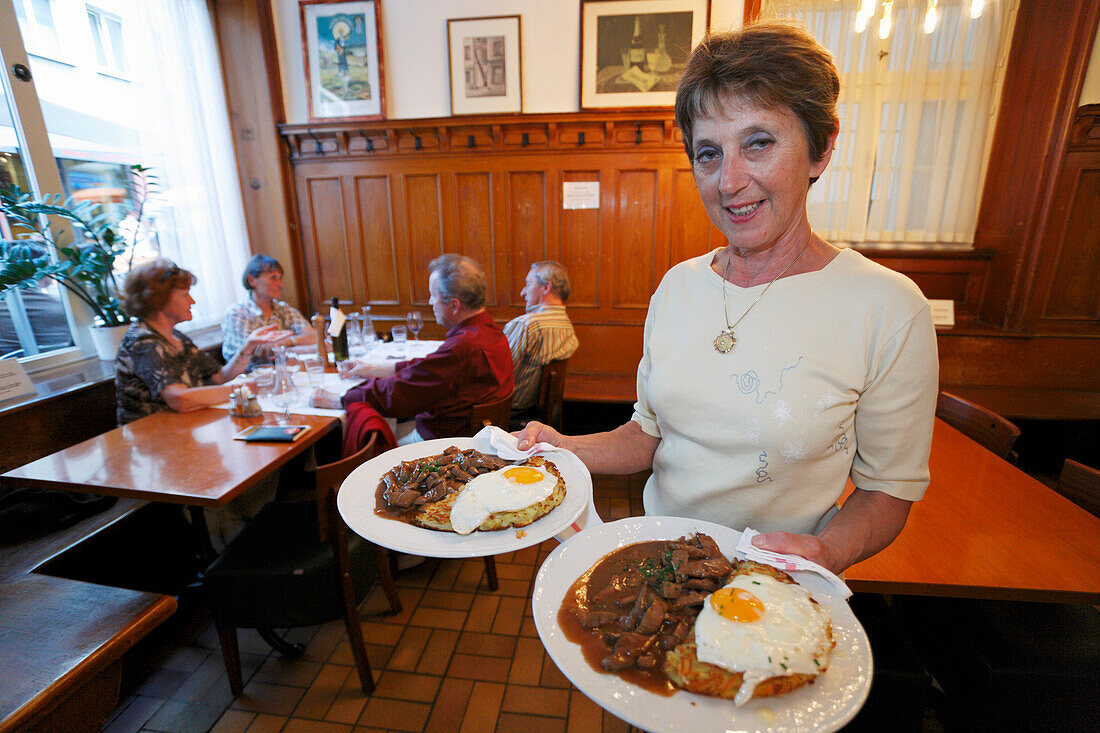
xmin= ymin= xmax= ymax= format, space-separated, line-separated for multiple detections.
xmin=0 ymin=573 xmax=176 ymax=732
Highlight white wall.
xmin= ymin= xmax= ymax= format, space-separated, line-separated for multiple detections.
xmin=272 ymin=0 xmax=745 ymax=123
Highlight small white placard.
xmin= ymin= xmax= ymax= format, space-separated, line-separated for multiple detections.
xmin=0 ymin=359 xmax=36 ymax=403
xmin=928 ymin=299 xmax=955 ymax=327
xmin=562 ymin=181 xmax=600 ymax=210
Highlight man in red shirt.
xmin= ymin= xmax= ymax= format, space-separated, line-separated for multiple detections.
xmin=313 ymin=254 xmax=513 ymax=443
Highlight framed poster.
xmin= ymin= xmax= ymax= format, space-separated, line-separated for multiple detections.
xmin=447 ymin=15 xmax=523 ymax=115
xmin=580 ymin=0 xmax=710 ymax=110
xmin=300 ymin=0 xmax=385 ymax=121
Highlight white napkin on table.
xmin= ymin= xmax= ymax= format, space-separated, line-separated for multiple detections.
xmin=736 ymin=528 xmax=852 ymax=599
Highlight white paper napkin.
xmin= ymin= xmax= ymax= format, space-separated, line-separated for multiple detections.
xmin=736 ymin=528 xmax=852 ymax=599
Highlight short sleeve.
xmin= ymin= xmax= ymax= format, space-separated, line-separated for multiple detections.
xmin=222 ymin=304 xmax=249 ymax=361
xmin=850 ymin=305 xmax=938 ymax=501
xmin=129 ymin=338 xmax=181 ymax=398
xmin=631 ymin=297 xmax=661 ymax=439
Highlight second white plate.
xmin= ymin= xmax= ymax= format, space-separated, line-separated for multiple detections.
xmin=338 ymin=437 xmax=592 ymax=557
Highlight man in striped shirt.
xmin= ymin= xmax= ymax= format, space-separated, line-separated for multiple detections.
xmin=504 ymin=261 xmax=579 ymax=413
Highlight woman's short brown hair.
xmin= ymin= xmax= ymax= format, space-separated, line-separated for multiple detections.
xmin=675 ymin=20 xmax=840 ymax=166
xmin=121 ymin=259 xmax=197 ymax=319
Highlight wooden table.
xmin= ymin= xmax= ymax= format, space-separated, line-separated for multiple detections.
xmin=0 ymin=408 xmax=340 ymax=507
xmin=844 ymin=419 xmax=1100 ymax=604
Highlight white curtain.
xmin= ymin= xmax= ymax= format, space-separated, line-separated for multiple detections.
xmin=765 ymin=0 xmax=1017 ymax=247
xmin=130 ymin=0 xmax=251 ymax=326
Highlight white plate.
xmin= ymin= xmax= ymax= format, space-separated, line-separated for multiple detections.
xmin=338 ymin=437 xmax=592 ymax=558
xmin=532 ymin=516 xmax=873 ymax=733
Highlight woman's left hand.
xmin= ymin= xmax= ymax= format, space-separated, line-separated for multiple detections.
xmin=750 ymin=531 xmax=841 ymax=574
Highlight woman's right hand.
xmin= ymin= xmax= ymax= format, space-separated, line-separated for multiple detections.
xmin=514 ymin=420 xmax=567 ymax=451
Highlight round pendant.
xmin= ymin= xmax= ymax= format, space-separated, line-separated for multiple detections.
xmin=714 ymin=329 xmax=735 ymax=353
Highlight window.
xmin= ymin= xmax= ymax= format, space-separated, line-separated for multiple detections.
xmin=1 ymin=0 xmax=251 ymax=370
xmin=763 ymin=0 xmax=1018 ymax=247
xmin=12 ymin=0 xmax=60 ymax=59
xmin=86 ymin=6 xmax=125 ymax=75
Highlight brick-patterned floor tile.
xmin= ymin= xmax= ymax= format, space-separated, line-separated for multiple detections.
xmin=490 ymin=596 xmax=527 ymax=636
xmin=418 ymin=588 xmax=475 ymax=612
xmin=232 ymin=681 xmax=307 ymax=717
xmin=357 ymin=698 xmax=431 ymax=732
xmin=358 ymin=621 xmax=406 ymax=646
xmin=495 ymin=712 xmax=567 ymax=733
xmin=519 ymin=617 xmax=539 ymax=638
xmin=427 ymin=558 xmax=463 ymax=590
xmin=323 ymin=670 xmax=371 ymax=725
xmin=458 ymin=681 xmax=505 ymax=733
xmin=253 ymin=655 xmax=322 ymax=688
xmin=375 ymin=587 xmax=423 ymax=627
xmin=210 ymin=708 xmax=255 ymax=733
xmin=373 ymin=670 xmax=442 ymax=703
xmin=423 ymin=677 xmax=474 ymax=733
xmin=512 ymin=545 xmax=540 ymax=566
xmin=496 ymin=578 xmax=532 ymax=597
xmin=463 ymin=594 xmax=501 ymax=633
xmin=281 ymin=717 xmax=354 ymax=732
xmin=243 ymin=713 xmax=290 ymax=732
xmin=416 ymin=628 xmax=460 ymax=676
xmin=507 ymin=637 xmax=544 ymax=685
xmin=386 ymin=626 xmax=433 ymax=672
xmin=452 ymin=559 xmax=489 ymax=593
xmin=447 ymin=652 xmax=512 ymax=682
xmin=455 ymin=631 xmax=517 ymax=658
xmin=304 ymin=622 xmax=350 ymax=663
xmin=601 ymin=710 xmax=633 ymax=732
xmin=566 ymin=690 xmax=603 ymax=733
xmin=292 ymin=663 xmax=353 ymax=720
xmin=410 ymin=605 xmax=467 ymax=630
xmin=501 ymin=684 xmax=570 ymax=717
xmin=496 ymin=562 xmax=534 ymax=581
xmin=538 ymin=652 xmax=571 ymax=689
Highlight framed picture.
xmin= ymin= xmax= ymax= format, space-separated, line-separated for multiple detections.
xmin=300 ymin=0 xmax=385 ymax=122
xmin=580 ymin=0 xmax=710 ymax=110
xmin=447 ymin=15 xmax=523 ymax=115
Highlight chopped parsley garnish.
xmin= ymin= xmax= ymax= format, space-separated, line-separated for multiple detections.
xmin=779 ymin=663 xmax=788 ymax=671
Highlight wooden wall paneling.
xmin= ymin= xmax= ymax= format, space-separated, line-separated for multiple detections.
xmin=403 ymin=172 xmax=444 ymax=305
xmin=506 ymin=170 xmax=549 ymax=309
xmin=300 ymin=176 xmax=353 ymax=306
xmin=354 ymin=173 xmax=400 ymax=305
xmin=865 ymin=253 xmax=990 ymax=319
xmin=613 ymin=168 xmax=659 ymax=309
xmin=973 ymin=0 xmax=1100 ymax=328
xmin=452 ymin=170 xmax=497 ymax=305
xmin=559 ymin=168 xmax=602 ymax=310
xmin=670 ymin=167 xmax=719 ymax=267
xmin=1039 ymin=165 xmax=1100 ymax=323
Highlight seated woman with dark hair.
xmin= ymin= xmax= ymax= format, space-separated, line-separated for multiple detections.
xmin=222 ymin=254 xmax=314 ymax=370
xmin=116 ymin=259 xmax=290 ymax=425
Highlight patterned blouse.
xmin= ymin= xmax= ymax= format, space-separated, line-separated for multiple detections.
xmin=221 ymin=297 xmax=310 ymax=371
xmin=115 ymin=321 xmax=220 ymax=424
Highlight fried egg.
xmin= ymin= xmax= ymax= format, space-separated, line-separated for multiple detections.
xmin=449 ymin=464 xmax=559 ymax=535
xmin=693 ymin=571 xmax=832 ymax=706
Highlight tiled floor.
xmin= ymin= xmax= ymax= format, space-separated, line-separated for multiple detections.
xmin=104 ymin=473 xmax=652 ymax=733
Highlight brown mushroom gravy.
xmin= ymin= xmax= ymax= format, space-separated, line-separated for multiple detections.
xmin=374 ymin=446 xmax=509 ymax=522
xmin=557 ymin=533 xmax=735 ymax=695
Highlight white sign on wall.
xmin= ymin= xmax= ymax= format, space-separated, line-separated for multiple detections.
xmin=562 ymin=181 xmax=600 ymax=210
xmin=0 ymin=360 xmax=36 ymax=404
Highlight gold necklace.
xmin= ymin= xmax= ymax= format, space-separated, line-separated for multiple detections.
xmin=714 ymin=236 xmax=812 ymax=354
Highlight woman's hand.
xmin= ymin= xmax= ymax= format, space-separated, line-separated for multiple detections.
xmin=245 ymin=324 xmax=293 ymax=351
xmin=750 ymin=532 xmax=841 ymax=574
xmin=310 ymin=387 xmax=342 ymax=410
xmin=514 ymin=421 xmax=567 ymax=451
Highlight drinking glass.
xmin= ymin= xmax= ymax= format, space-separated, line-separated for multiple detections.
xmin=253 ymin=366 xmax=275 ymax=396
xmin=303 ymin=355 xmax=324 ymax=386
xmin=406 ymin=311 xmax=423 ymax=341
xmin=347 ymin=314 xmax=366 ymax=358
xmin=391 ymin=325 xmax=407 ymax=358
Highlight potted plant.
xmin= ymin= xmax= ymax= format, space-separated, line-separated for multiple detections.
xmin=0 ymin=165 xmax=157 ymax=360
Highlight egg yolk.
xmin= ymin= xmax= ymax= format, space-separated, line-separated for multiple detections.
xmin=710 ymin=587 xmax=765 ymax=622
xmin=502 ymin=466 xmax=545 ymax=484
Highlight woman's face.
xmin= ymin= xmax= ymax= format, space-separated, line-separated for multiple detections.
xmin=162 ymin=287 xmax=194 ymax=324
xmin=691 ymin=96 xmax=833 ymax=255
xmin=249 ymin=268 xmax=284 ymax=302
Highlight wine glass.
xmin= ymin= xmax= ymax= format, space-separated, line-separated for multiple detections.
xmin=406 ymin=311 xmax=423 ymax=341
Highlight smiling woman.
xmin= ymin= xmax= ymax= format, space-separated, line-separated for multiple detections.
xmin=517 ymin=21 xmax=939 ymax=577
xmin=221 ymin=254 xmax=315 ymax=370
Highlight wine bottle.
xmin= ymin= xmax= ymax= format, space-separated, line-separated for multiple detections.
xmin=629 ymin=16 xmax=645 ymax=68
xmin=330 ymin=297 xmax=349 ymax=362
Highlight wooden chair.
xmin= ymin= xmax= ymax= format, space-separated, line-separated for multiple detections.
xmin=536 ymin=358 xmax=569 ymax=431
xmin=935 ymin=391 xmax=1021 ymax=463
xmin=1055 ymin=458 xmax=1100 ymax=517
xmin=202 ymin=433 xmax=400 ymax=696
xmin=468 ymin=391 xmax=514 ymax=436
